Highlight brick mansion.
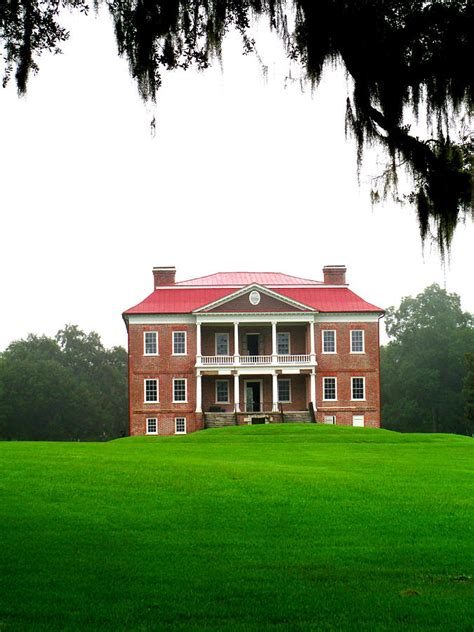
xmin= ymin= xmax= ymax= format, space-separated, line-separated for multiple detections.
xmin=123 ymin=266 xmax=384 ymax=435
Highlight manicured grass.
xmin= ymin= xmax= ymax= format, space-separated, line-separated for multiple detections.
xmin=0 ymin=425 xmax=472 ymax=631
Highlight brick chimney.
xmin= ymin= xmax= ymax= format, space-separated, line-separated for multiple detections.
xmin=323 ymin=265 xmax=347 ymax=285
xmin=153 ymin=266 xmax=176 ymax=288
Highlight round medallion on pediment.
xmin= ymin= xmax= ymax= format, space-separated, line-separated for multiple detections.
xmin=249 ymin=290 xmax=261 ymax=306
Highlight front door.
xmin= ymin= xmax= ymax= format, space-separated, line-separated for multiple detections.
xmin=246 ymin=334 xmax=260 ymax=356
xmin=245 ymin=381 xmax=262 ymax=412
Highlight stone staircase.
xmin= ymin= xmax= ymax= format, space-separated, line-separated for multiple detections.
xmin=283 ymin=411 xmax=313 ymax=423
xmin=204 ymin=413 xmax=237 ymax=429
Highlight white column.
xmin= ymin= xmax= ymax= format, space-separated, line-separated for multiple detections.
xmin=272 ymin=372 xmax=279 ymax=411
xmin=271 ymin=320 xmax=277 ymax=364
xmin=196 ymin=321 xmax=202 ymax=363
xmin=310 ymin=371 xmax=316 ymax=410
xmin=309 ymin=320 xmax=316 ymax=362
xmin=234 ymin=373 xmax=240 ymax=412
xmin=234 ymin=322 xmax=240 ymax=364
xmin=196 ymin=373 xmax=202 ymax=413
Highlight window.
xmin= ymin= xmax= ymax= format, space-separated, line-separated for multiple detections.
xmin=322 ymin=330 xmax=336 ymax=353
xmin=353 ymin=415 xmax=364 ymax=427
xmin=173 ymin=378 xmax=187 ymax=402
xmin=216 ymin=380 xmax=229 ymax=403
xmin=173 ymin=331 xmax=187 ymax=355
xmin=351 ymin=377 xmax=365 ymax=400
xmin=144 ymin=379 xmax=158 ymax=403
xmin=146 ymin=418 xmax=158 ymax=434
xmin=351 ymin=330 xmax=365 ymax=353
xmin=323 ymin=377 xmax=337 ymax=400
xmin=277 ymin=332 xmax=290 ymax=355
xmin=215 ymin=333 xmax=229 ymax=356
xmin=143 ymin=331 xmax=158 ymax=355
xmin=175 ymin=417 xmax=186 ymax=434
xmin=324 ymin=415 xmax=336 ymax=425
xmin=278 ymin=379 xmax=291 ymax=402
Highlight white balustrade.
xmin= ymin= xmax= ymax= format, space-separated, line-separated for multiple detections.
xmin=277 ymin=354 xmax=311 ymax=363
xmin=201 ymin=355 xmax=234 ymax=365
xmin=240 ymin=355 xmax=272 ymax=365
xmin=198 ymin=354 xmax=312 ymax=366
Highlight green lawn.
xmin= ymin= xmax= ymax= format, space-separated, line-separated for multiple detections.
xmin=0 ymin=425 xmax=473 ymax=631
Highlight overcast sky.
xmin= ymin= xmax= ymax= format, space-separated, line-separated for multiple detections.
xmin=1 ymin=9 xmax=473 ymax=351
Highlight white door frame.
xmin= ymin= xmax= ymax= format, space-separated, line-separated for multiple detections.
xmin=244 ymin=379 xmax=264 ymax=412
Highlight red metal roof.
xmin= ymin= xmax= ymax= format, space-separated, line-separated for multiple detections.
xmin=125 ymin=288 xmax=236 ymax=314
xmin=176 ymin=272 xmax=324 ymax=286
xmin=277 ymin=288 xmax=383 ymax=312
xmin=124 ymin=286 xmax=383 ymax=315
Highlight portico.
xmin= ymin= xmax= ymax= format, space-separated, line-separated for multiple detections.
xmin=195 ymin=314 xmax=317 ymax=414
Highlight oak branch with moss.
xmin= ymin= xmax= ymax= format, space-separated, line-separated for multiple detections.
xmin=1 ymin=0 xmax=472 ymax=253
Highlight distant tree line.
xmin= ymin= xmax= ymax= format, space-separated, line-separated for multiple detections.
xmin=0 ymin=325 xmax=128 ymax=441
xmin=381 ymin=284 xmax=474 ymax=435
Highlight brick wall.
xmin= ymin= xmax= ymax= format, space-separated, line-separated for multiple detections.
xmin=314 ymin=321 xmax=380 ymax=427
xmin=128 ymin=323 xmax=202 ymax=436
xmin=127 ymin=319 xmax=381 ymax=434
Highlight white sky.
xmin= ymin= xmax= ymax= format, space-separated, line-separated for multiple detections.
xmin=1 ymin=9 xmax=473 ymax=351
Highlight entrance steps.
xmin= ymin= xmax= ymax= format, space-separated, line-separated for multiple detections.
xmin=204 ymin=413 xmax=237 ymax=428
xmin=283 ymin=411 xmax=313 ymax=423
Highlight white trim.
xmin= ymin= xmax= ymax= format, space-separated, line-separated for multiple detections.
xmin=215 ymin=379 xmax=230 ymax=404
xmin=322 ymin=329 xmax=337 ymax=354
xmin=352 ymin=414 xmax=365 ymax=427
xmin=126 ymin=312 xmax=381 ymax=325
xmin=143 ymin=331 xmax=159 ymax=356
xmin=277 ymin=378 xmax=292 ymax=403
xmin=351 ymin=377 xmax=366 ymax=401
xmin=316 ymin=313 xmax=381 ymax=322
xmin=175 ymin=417 xmax=187 ymax=434
xmin=215 ymin=332 xmax=230 ymax=356
xmin=244 ymin=379 xmax=264 ymax=412
xmin=350 ymin=329 xmax=365 ymax=354
xmin=172 ymin=378 xmax=188 ymax=403
xmin=172 ymin=331 xmax=187 ymax=355
xmin=146 ymin=417 xmax=158 ymax=435
xmin=193 ymin=283 xmax=317 ymax=313
xmin=324 ymin=415 xmax=336 ymax=425
xmin=276 ymin=331 xmax=291 ymax=355
xmin=323 ymin=377 xmax=337 ymax=401
xmin=144 ymin=378 xmax=159 ymax=403
xmin=197 ymin=313 xmax=317 ymax=324
xmin=127 ymin=315 xmax=195 ymax=324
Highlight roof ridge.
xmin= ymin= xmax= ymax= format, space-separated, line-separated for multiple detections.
xmin=176 ymin=271 xmax=323 ymax=286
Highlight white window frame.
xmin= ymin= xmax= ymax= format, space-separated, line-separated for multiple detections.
xmin=352 ymin=415 xmax=365 ymax=427
xmin=324 ymin=415 xmax=336 ymax=425
xmin=277 ymin=379 xmax=291 ymax=403
xmin=215 ymin=379 xmax=230 ymax=404
xmin=351 ymin=377 xmax=366 ymax=401
xmin=323 ymin=377 xmax=337 ymax=401
xmin=276 ymin=332 xmax=291 ymax=355
xmin=322 ymin=330 xmax=337 ymax=354
xmin=175 ymin=417 xmax=187 ymax=435
xmin=143 ymin=331 xmax=159 ymax=356
xmin=144 ymin=379 xmax=159 ymax=403
xmin=215 ymin=333 xmax=230 ymax=356
xmin=172 ymin=331 xmax=187 ymax=356
xmin=173 ymin=378 xmax=187 ymax=403
xmin=146 ymin=418 xmax=158 ymax=435
xmin=350 ymin=330 xmax=365 ymax=354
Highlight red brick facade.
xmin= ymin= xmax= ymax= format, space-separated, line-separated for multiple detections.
xmin=124 ymin=267 xmax=383 ymax=435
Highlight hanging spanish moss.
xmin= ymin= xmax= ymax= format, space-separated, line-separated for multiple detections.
xmin=1 ymin=1 xmax=472 ymax=254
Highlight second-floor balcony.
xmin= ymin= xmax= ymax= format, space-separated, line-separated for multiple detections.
xmin=198 ymin=353 xmax=314 ymax=367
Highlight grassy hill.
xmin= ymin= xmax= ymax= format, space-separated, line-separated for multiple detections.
xmin=0 ymin=425 xmax=472 ymax=630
